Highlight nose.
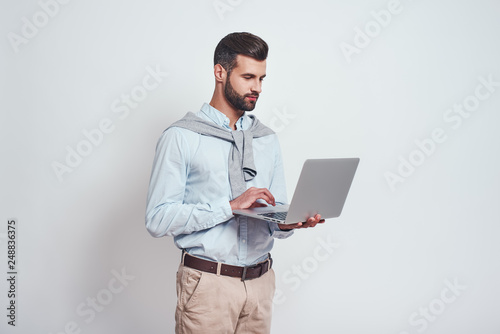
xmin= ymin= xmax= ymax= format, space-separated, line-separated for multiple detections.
xmin=251 ymin=79 xmax=262 ymax=94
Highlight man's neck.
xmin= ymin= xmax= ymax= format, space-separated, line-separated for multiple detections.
xmin=209 ymin=95 xmax=243 ymax=130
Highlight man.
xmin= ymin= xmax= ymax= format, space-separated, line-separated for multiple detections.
xmin=145 ymin=32 xmax=323 ymax=334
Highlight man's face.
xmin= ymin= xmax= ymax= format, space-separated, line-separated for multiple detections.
xmin=224 ymin=55 xmax=266 ymax=112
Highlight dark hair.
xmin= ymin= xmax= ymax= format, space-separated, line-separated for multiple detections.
xmin=214 ymin=32 xmax=268 ymax=75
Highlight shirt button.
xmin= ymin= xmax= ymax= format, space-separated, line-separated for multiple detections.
xmin=242 ymin=239 xmax=246 ymax=243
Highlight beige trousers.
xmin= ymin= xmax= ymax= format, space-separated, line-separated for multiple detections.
xmin=175 ymin=264 xmax=275 ymax=334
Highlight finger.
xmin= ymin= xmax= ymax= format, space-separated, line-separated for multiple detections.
xmin=300 ymin=218 xmax=314 ymax=228
xmin=245 ymin=188 xmax=269 ymax=207
xmin=251 ymin=189 xmax=276 ymax=206
xmin=261 ymin=195 xmax=275 ymax=206
xmin=310 ymin=219 xmax=325 ymax=226
xmin=305 ymin=216 xmax=321 ymax=228
xmin=255 ymin=188 xmax=275 ymax=206
xmin=312 ymin=214 xmax=324 ymax=225
xmin=307 ymin=218 xmax=318 ymax=228
xmin=249 ymin=201 xmax=268 ymax=208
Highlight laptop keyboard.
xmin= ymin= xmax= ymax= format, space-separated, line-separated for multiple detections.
xmin=258 ymin=212 xmax=288 ymax=221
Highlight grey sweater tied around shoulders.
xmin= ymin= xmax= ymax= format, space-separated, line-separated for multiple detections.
xmin=168 ymin=112 xmax=275 ymax=199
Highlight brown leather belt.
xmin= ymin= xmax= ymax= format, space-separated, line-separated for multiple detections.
xmin=182 ymin=252 xmax=272 ymax=281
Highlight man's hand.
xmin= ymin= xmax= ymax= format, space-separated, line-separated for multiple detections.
xmin=278 ymin=214 xmax=325 ymax=230
xmin=230 ymin=187 xmax=276 ymax=211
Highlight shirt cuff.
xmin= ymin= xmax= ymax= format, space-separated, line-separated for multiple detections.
xmin=208 ymin=199 xmax=234 ymax=226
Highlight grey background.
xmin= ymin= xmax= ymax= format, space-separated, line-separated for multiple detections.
xmin=1 ymin=0 xmax=499 ymax=333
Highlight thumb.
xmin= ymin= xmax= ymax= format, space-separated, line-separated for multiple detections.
xmin=249 ymin=202 xmax=268 ymax=208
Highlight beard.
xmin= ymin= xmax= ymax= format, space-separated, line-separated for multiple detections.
xmin=224 ymin=76 xmax=259 ymax=112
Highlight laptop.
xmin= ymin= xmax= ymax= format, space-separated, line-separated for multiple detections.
xmin=233 ymin=158 xmax=360 ymax=224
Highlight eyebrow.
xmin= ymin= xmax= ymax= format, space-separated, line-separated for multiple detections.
xmin=241 ymin=73 xmax=267 ymax=79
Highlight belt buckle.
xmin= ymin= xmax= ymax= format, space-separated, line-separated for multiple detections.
xmin=241 ymin=262 xmax=264 ymax=281
xmin=241 ymin=264 xmax=259 ymax=281
xmin=241 ymin=256 xmax=272 ymax=281
xmin=241 ymin=266 xmax=248 ymax=281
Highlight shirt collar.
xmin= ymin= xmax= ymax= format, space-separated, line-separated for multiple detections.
xmin=199 ymin=103 xmax=252 ymax=131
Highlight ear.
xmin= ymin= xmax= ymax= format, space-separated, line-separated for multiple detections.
xmin=214 ymin=64 xmax=227 ymax=83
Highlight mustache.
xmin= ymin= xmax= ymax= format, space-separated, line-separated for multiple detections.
xmin=245 ymin=93 xmax=259 ymax=98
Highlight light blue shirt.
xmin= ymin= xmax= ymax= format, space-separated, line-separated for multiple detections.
xmin=146 ymin=103 xmax=293 ymax=266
